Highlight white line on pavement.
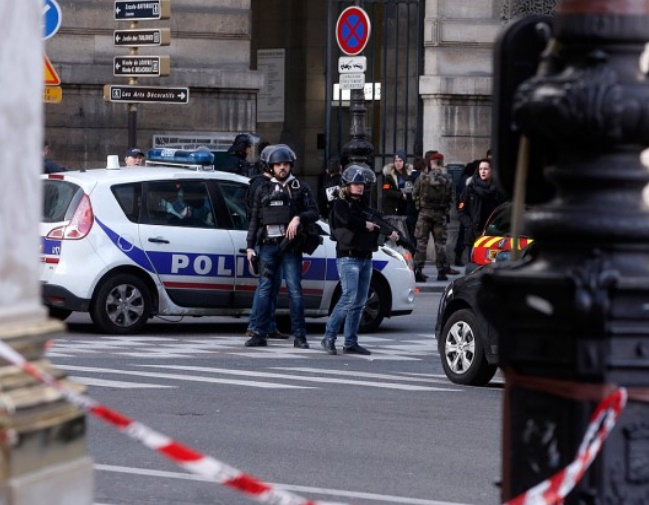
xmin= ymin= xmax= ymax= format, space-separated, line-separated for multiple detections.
xmin=95 ymin=464 xmax=474 ymax=505
xmin=57 ymin=365 xmax=313 ymax=389
xmin=138 ymin=365 xmax=459 ymax=392
xmin=69 ymin=376 xmax=175 ymax=389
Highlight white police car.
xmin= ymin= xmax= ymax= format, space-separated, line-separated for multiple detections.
xmin=41 ymin=149 xmax=416 ymax=334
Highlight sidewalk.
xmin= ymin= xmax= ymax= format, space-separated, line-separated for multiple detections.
xmin=414 ymin=263 xmax=466 ymax=293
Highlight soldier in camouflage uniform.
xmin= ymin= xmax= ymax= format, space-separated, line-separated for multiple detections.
xmin=412 ymin=152 xmax=459 ymax=281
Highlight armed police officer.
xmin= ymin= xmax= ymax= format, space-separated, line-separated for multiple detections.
xmin=412 ymin=152 xmax=459 ymax=281
xmin=320 ymin=165 xmax=399 ymax=356
xmin=245 ymin=145 xmax=320 ymax=349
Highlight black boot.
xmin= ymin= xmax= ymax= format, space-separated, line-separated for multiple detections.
xmin=454 ymin=254 xmax=464 ymax=267
xmin=415 ymin=268 xmax=428 ymax=282
xmin=437 ymin=270 xmax=448 ymax=281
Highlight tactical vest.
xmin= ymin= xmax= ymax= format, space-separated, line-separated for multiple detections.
xmin=419 ymin=172 xmax=451 ymax=209
xmin=261 ymin=189 xmax=292 ymax=225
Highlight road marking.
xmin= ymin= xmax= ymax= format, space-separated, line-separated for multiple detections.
xmin=57 ymin=365 xmax=313 ymax=389
xmin=272 ymin=367 xmax=451 ymax=384
xmin=69 ymin=376 xmax=175 ymax=389
xmin=139 ymin=365 xmax=459 ymax=392
xmin=95 ymin=464 xmax=473 ymax=505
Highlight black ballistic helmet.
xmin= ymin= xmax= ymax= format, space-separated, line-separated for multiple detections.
xmin=267 ymin=145 xmax=296 ymax=167
xmin=259 ymin=144 xmax=276 ymax=173
xmin=341 ymin=164 xmax=377 ymax=186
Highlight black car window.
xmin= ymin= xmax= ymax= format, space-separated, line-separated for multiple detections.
xmin=484 ymin=204 xmax=512 ymax=236
xmin=145 ymin=180 xmax=216 ymax=228
xmin=42 ymin=180 xmax=83 ymax=223
xmin=218 ymin=182 xmax=249 ymax=231
xmin=111 ymin=183 xmax=141 ymax=223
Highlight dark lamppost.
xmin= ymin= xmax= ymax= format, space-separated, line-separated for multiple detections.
xmin=483 ymin=0 xmax=649 ymax=502
xmin=342 ymin=0 xmax=374 ymax=167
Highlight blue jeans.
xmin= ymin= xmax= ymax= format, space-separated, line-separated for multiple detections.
xmin=247 ymin=263 xmax=282 ymax=333
xmin=253 ymin=243 xmax=305 ymax=338
xmin=324 ymin=257 xmax=372 ymax=348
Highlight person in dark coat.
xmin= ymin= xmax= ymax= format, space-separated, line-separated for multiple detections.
xmin=458 ymin=158 xmax=507 ymax=258
xmin=221 ymin=133 xmax=253 ymax=176
xmin=320 ymin=164 xmax=399 ymax=356
xmin=381 ymin=150 xmax=416 ymax=244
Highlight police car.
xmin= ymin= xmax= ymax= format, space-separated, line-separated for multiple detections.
xmin=41 ymin=149 xmax=415 ymax=335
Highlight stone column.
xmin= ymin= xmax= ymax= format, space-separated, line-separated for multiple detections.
xmin=0 ymin=2 xmax=93 ymax=503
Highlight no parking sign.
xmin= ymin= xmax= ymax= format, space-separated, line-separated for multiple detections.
xmin=336 ymin=6 xmax=371 ymax=56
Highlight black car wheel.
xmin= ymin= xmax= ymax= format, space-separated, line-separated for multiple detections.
xmin=439 ymin=308 xmax=497 ymax=386
xmin=91 ymin=274 xmax=151 ymax=334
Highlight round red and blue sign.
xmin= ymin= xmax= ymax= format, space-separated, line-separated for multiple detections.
xmin=336 ymin=6 xmax=371 ymax=56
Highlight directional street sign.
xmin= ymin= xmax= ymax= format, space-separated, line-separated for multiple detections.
xmin=336 ymin=6 xmax=371 ymax=56
xmin=114 ymin=0 xmax=171 ymax=21
xmin=103 ymin=85 xmax=190 ymax=104
xmin=43 ymin=0 xmax=62 ymax=40
xmin=339 ymin=73 xmax=366 ymax=90
xmin=114 ymin=28 xmax=171 ymax=47
xmin=338 ymin=56 xmax=367 ymax=74
xmin=113 ymin=55 xmax=170 ymax=77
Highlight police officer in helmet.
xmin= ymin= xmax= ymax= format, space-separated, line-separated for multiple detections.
xmin=245 ymin=145 xmax=319 ymax=349
xmin=320 ymin=164 xmax=398 ymax=356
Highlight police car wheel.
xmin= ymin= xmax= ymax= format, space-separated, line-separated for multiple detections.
xmin=48 ymin=307 xmax=72 ymax=321
xmin=358 ymin=279 xmax=388 ymax=333
xmin=91 ymin=274 xmax=152 ymax=335
xmin=439 ymin=309 xmax=497 ymax=386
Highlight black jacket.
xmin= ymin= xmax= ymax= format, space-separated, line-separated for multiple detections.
xmin=221 ymin=153 xmax=251 ymax=176
xmin=458 ymin=175 xmax=507 ymax=246
xmin=330 ymin=194 xmax=380 ymax=255
xmin=246 ymin=175 xmax=319 ymax=250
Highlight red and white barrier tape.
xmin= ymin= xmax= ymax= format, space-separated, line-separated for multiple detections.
xmin=503 ymin=387 xmax=627 ymax=505
xmin=0 ymin=340 xmax=347 ymax=505
xmin=0 ymin=338 xmax=627 ymax=505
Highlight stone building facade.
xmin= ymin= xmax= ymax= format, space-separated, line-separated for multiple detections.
xmin=44 ymin=0 xmax=557 ymax=176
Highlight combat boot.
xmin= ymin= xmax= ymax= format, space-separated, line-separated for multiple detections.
xmin=437 ymin=270 xmax=448 ymax=281
xmin=414 ymin=268 xmax=428 ymax=282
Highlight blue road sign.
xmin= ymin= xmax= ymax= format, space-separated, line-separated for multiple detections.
xmin=43 ymin=0 xmax=62 ymax=40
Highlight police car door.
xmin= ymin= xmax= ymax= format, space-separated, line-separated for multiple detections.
xmin=215 ymin=180 xmax=257 ymax=309
xmin=139 ymin=179 xmax=235 ymax=308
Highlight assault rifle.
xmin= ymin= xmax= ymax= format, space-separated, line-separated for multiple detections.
xmin=362 ymin=208 xmax=416 ymax=252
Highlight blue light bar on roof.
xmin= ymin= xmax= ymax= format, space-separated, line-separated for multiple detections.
xmin=147 ymin=148 xmax=215 ymax=166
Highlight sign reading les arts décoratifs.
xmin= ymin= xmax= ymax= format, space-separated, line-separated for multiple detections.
xmin=114 ymin=0 xmax=171 ymax=21
xmin=104 ymin=85 xmax=189 ymax=104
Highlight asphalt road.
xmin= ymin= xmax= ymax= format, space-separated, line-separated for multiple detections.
xmin=47 ymin=291 xmax=504 ymax=505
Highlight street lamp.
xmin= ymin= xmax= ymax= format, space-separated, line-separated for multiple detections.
xmin=484 ymin=0 xmax=649 ymax=501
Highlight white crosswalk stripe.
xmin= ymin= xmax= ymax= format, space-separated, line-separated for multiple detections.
xmin=55 ymin=363 xmax=461 ymax=392
xmin=47 ymin=334 xmax=436 ymax=361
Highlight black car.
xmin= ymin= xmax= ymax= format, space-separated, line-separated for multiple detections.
xmin=435 ymin=244 xmax=536 ymax=386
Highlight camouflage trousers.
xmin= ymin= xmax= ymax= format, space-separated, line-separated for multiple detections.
xmin=413 ymin=209 xmax=448 ymax=271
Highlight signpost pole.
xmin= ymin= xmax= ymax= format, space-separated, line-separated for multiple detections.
xmin=338 ymin=2 xmax=373 ymax=168
xmin=128 ymin=20 xmax=139 ymax=149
